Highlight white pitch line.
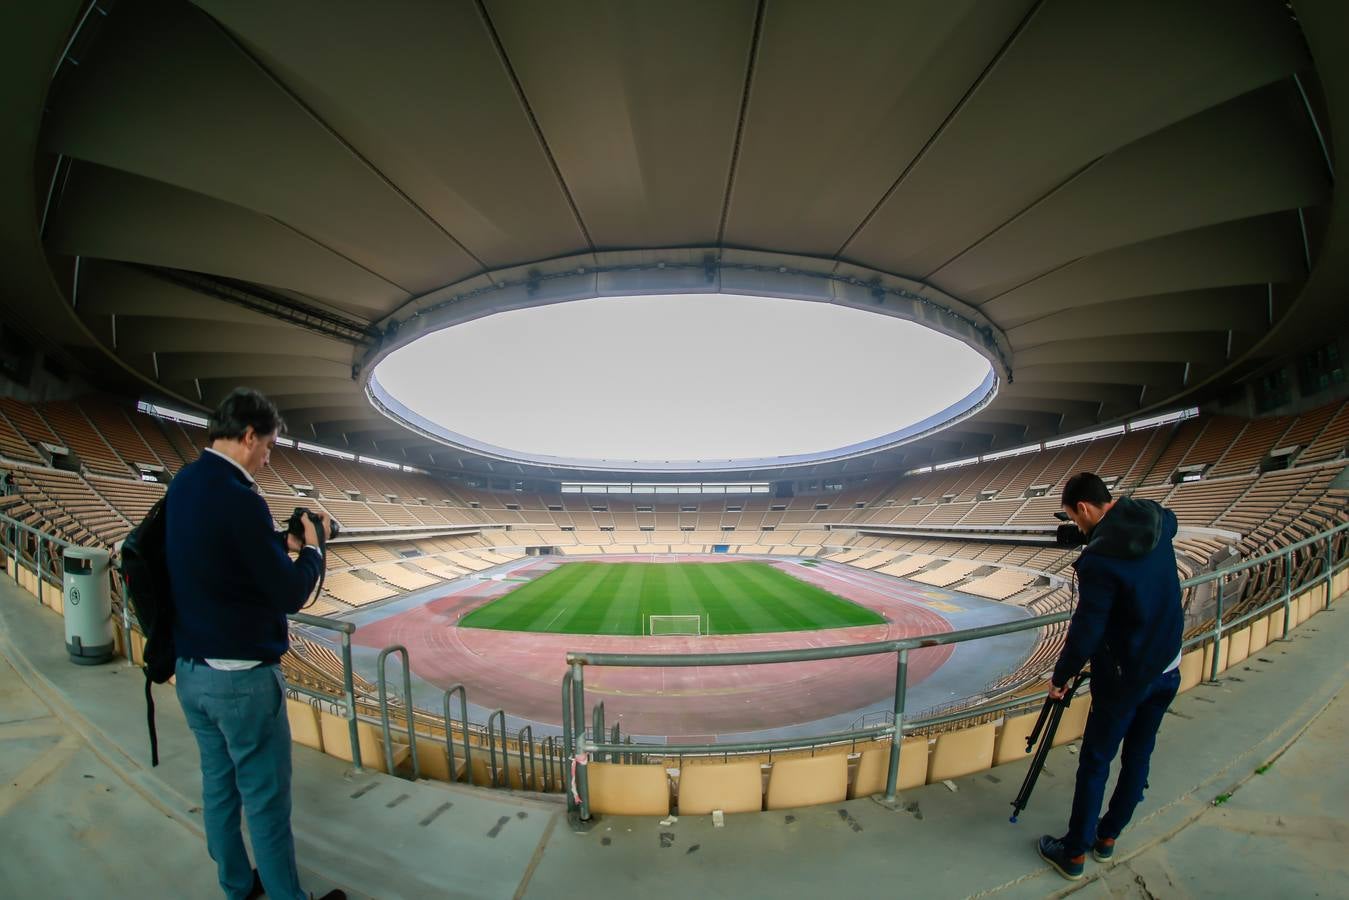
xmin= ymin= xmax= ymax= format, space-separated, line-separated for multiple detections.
xmin=543 ymin=605 xmax=569 ymax=630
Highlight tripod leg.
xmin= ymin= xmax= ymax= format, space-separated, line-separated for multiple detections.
xmin=1010 ymin=701 xmax=1067 ymax=822
xmin=1024 ymin=697 xmax=1053 ymax=753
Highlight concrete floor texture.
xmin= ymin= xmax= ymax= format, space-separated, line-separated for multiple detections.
xmin=0 ymin=574 xmax=1346 ymax=899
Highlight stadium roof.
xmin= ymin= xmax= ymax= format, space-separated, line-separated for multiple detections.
xmin=2 ymin=1 xmax=1346 ymax=480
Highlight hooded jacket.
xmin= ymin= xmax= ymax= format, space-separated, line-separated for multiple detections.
xmin=1052 ymin=497 xmax=1183 ymax=704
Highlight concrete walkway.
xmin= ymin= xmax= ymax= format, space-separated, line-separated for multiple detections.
xmin=0 ymin=575 xmax=1345 ymax=899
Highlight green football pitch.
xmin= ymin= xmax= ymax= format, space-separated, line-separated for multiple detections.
xmin=459 ymin=561 xmax=886 ymax=636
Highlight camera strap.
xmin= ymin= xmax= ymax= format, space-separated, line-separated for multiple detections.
xmin=303 ymin=521 xmax=330 ymax=609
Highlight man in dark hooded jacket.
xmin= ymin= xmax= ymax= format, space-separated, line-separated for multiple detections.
xmin=1037 ymin=472 xmax=1183 ymax=880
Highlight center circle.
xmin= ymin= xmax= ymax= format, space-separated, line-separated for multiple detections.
xmin=371 ymin=293 xmax=993 ymax=466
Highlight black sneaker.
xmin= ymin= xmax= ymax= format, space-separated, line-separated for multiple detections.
xmin=1038 ymin=834 xmax=1085 ymax=880
xmin=1093 ymin=836 xmax=1116 ymax=861
xmin=245 ymin=870 xmax=264 ymax=900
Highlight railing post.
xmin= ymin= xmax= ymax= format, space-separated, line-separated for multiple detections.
xmin=340 ymin=632 xmax=363 ymax=773
xmin=35 ymin=536 xmax=44 ymax=602
xmin=1281 ymin=547 xmax=1294 ymax=640
xmin=561 ymin=672 xmax=575 ymax=807
xmin=1322 ymin=535 xmax=1334 ymax=609
xmin=119 ymin=572 xmax=135 ymax=668
xmin=376 ymin=645 xmax=420 ymax=780
xmin=541 ymin=735 xmax=554 ymax=792
xmin=486 ymin=709 xmax=509 ymax=788
xmin=882 ymin=648 xmax=910 ymax=804
xmin=1208 ymin=580 xmax=1225 ymax=683
xmin=592 ymin=701 xmax=606 ymax=764
xmin=518 ymin=724 xmax=536 ymax=791
xmin=571 ymin=661 xmax=591 ymax=820
xmin=443 ymin=684 xmax=471 ymax=784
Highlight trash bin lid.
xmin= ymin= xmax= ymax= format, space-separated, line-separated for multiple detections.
xmin=62 ymin=546 xmax=110 ymax=562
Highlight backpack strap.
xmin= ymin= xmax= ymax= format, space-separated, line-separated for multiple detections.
xmin=144 ymin=672 xmax=159 ymax=767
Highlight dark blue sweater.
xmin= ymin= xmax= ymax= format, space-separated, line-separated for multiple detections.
xmin=1052 ymin=497 xmax=1183 ymax=705
xmin=165 ymin=451 xmax=322 ymax=662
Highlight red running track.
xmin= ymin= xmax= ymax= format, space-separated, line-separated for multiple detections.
xmin=352 ymin=556 xmax=954 ymax=740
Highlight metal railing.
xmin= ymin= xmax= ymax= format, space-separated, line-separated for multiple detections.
xmin=0 ymin=511 xmax=368 ymax=773
xmin=376 ymin=644 xmax=420 ymax=779
xmin=3 ymin=506 xmax=1344 ymax=811
xmin=1179 ymin=520 xmax=1347 ymax=669
xmin=0 ymin=513 xmax=72 ymax=597
xmin=288 ymin=612 xmax=364 ymax=772
xmin=562 ymin=610 xmax=1071 ymax=818
xmin=560 ymin=518 xmax=1348 ymax=820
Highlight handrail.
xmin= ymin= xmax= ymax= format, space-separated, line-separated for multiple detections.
xmin=290 ymin=610 xmax=354 ymax=634
xmin=1178 ymin=520 xmax=1347 ymax=588
xmin=442 ymin=683 xmax=472 ymax=784
xmin=541 ymin=736 xmax=557 ymax=792
xmin=485 ymin=709 xmax=510 ymax=789
xmin=376 ymin=644 xmax=421 ymax=780
xmin=566 ymin=608 xmax=1073 ymax=668
xmin=288 ymin=611 xmax=363 ymax=773
xmin=517 ymin=724 xmax=537 ymax=791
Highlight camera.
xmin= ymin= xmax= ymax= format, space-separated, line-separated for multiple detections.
xmin=285 ymin=506 xmax=339 ymax=544
xmin=1053 ymin=510 xmax=1086 ymax=548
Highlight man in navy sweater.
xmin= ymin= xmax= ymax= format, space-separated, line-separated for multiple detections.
xmin=166 ymin=388 xmax=341 ymax=900
xmin=1037 ymin=472 xmax=1183 ymax=880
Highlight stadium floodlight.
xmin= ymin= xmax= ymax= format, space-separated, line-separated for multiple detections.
xmin=1043 ymin=423 xmax=1125 ymax=450
xmin=647 ymin=614 xmax=705 ymax=636
xmin=981 ymin=444 xmax=1040 ymax=461
xmin=1127 ymin=407 xmax=1199 ymax=432
xmin=137 ymin=400 xmax=208 ymax=428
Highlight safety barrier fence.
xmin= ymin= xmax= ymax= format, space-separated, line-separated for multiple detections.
xmin=560 ymin=519 xmax=1348 ymax=820
xmin=2 ymin=509 xmax=1344 ymax=806
xmin=0 ymin=508 xmax=550 ymax=785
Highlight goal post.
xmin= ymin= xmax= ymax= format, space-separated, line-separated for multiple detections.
xmin=646 ymin=614 xmax=705 ymax=636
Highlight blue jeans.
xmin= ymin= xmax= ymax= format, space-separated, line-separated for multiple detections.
xmin=175 ymin=659 xmax=305 ymax=900
xmin=1064 ymin=667 xmax=1182 ymax=856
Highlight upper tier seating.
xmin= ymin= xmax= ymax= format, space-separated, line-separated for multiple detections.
xmin=0 ymin=397 xmax=63 ymax=454
xmin=78 ymin=399 xmax=167 ymax=474
xmin=38 ymin=400 xmax=132 ymax=478
xmin=0 ymin=401 xmax=44 ymax=463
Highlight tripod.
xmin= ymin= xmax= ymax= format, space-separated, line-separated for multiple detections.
xmin=1009 ymin=672 xmax=1088 ymax=824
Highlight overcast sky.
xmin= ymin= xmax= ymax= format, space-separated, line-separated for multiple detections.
xmin=375 ymin=294 xmax=991 ymax=461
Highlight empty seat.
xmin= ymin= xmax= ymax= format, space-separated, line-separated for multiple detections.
xmin=927 ymin=723 xmax=995 ymax=783
xmin=589 ymin=763 xmax=671 ymax=816
xmin=285 ymin=699 xmax=324 ymax=751
xmin=848 ymin=740 xmax=928 ymax=797
xmin=677 ymin=760 xmax=763 ymax=815
xmin=764 ymin=754 xmax=848 ymax=810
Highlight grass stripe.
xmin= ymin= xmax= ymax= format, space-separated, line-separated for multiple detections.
xmin=459 ymin=561 xmax=885 ymax=636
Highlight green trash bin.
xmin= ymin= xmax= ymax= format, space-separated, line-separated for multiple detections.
xmin=64 ymin=547 xmax=114 ymax=665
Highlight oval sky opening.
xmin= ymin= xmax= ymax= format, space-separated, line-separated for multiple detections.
xmin=372 ymin=294 xmax=993 ymax=464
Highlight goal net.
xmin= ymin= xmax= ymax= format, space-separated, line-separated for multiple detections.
xmin=647 ymin=614 xmax=705 ymax=636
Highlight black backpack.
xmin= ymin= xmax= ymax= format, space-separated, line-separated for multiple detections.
xmin=119 ymin=497 xmax=174 ymax=765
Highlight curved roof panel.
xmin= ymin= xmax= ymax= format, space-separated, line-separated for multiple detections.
xmin=1 ymin=0 xmax=1343 ymax=479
